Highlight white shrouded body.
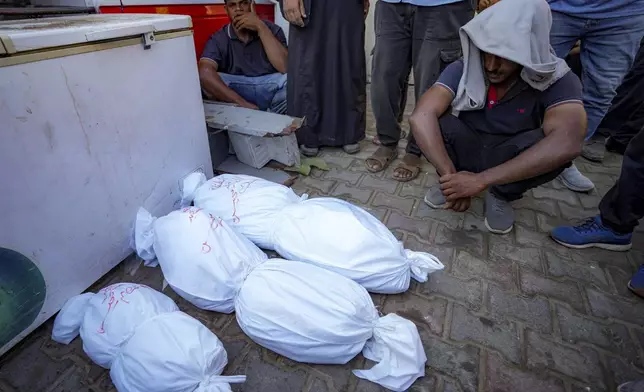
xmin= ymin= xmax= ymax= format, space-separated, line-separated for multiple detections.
xmin=181 ymin=173 xmax=444 ymax=294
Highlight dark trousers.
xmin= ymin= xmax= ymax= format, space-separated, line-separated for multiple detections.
xmin=597 ymin=37 xmax=644 ymax=146
xmin=371 ymin=0 xmax=473 ymax=155
xmin=439 ymin=115 xmax=566 ymax=201
xmin=599 ymin=126 xmax=644 ymax=233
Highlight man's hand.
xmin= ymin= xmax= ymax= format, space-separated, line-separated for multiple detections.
xmin=445 ymin=197 xmax=471 ymax=212
xmin=440 ymin=171 xmax=488 ymax=200
xmin=233 ymin=12 xmax=263 ymax=32
xmin=364 ymin=0 xmax=370 ymax=19
xmin=239 ymin=101 xmax=259 ymax=110
xmin=283 ymin=0 xmax=306 ymax=27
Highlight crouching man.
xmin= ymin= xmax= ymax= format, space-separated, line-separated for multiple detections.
xmin=198 ymin=0 xmax=288 ymax=113
xmin=410 ymin=0 xmax=586 ymax=234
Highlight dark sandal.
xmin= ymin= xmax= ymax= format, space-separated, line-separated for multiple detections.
xmin=365 ymin=146 xmax=398 ymax=173
xmin=392 ymin=153 xmax=422 ymax=182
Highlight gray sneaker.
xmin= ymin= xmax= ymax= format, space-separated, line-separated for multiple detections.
xmin=424 ymin=185 xmax=446 ymax=209
xmin=581 ymin=139 xmax=605 ymax=162
xmin=557 ymin=163 xmax=595 ymax=192
xmin=484 ymin=192 xmax=514 ymax=234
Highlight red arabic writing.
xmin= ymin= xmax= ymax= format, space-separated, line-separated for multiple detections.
xmin=209 ymin=177 xmax=257 ymax=223
xmin=97 ymin=284 xmax=142 ymax=334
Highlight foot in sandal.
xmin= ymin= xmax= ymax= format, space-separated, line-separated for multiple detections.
xmin=365 ymin=146 xmax=398 ymax=173
xmin=392 ymin=153 xmax=422 ymax=182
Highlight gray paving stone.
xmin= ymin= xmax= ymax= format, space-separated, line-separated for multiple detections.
xmin=532 ymin=187 xmax=580 ymax=206
xmin=399 ymin=181 xmax=428 ymax=199
xmin=607 ymin=355 xmax=644 ymax=388
xmin=513 ymin=197 xmax=560 ymax=217
xmin=558 ymin=202 xmax=596 ymax=222
xmin=360 ymin=174 xmax=398 ymax=194
xmin=322 ymin=155 xmax=356 ymax=169
xmin=414 ymin=203 xmax=464 ymax=230
xmin=361 ymin=206 xmax=388 ymax=223
xmin=435 ymin=224 xmax=485 ymax=258
xmin=577 ymin=192 xmax=602 ymax=209
xmin=488 ymin=238 xmax=543 ymax=272
xmin=299 ymin=176 xmax=336 ymax=194
xmin=606 ymin=266 xmax=635 ymax=297
xmin=407 ymin=375 xmax=437 ymax=392
xmin=489 ymin=284 xmax=552 ymax=333
xmin=386 ymin=211 xmax=432 ymax=240
xmin=49 ymin=366 xmax=91 ymax=392
xmin=515 ymin=208 xmax=538 ymax=229
xmin=404 ymin=234 xmax=455 ymax=272
xmin=526 ymin=330 xmax=604 ymax=387
xmin=453 ymin=251 xmax=517 ymax=291
xmin=324 ymin=167 xmax=362 ymax=185
xmin=307 ymin=356 xmax=362 ymax=392
xmin=485 ymin=351 xmax=565 ymax=392
xmin=536 ymin=213 xmax=569 ymax=233
xmin=420 ymin=331 xmax=480 ymax=392
xmin=382 ymin=292 xmax=447 ymax=335
xmin=230 ymin=348 xmax=308 ymax=392
xmin=545 ymin=252 xmax=609 ymax=289
xmin=515 ymin=224 xmax=570 ymax=255
xmin=556 ymin=305 xmax=641 ymax=366
xmin=520 ymin=269 xmax=585 ymax=312
xmin=570 ymin=248 xmax=634 ymax=272
xmin=371 ymin=192 xmax=415 ymax=215
xmin=587 ymin=288 xmax=644 ymax=325
xmin=331 ymin=182 xmax=373 ymax=204
xmin=418 ymin=272 xmax=483 ymax=310
xmin=450 ymin=304 xmax=521 ymax=363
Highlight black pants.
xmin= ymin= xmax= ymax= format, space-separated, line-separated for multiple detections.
xmin=599 ymin=126 xmax=644 ymax=233
xmin=597 ymin=37 xmax=644 ymax=146
xmin=439 ymin=115 xmax=566 ymax=201
xmin=371 ymin=0 xmax=473 ymax=155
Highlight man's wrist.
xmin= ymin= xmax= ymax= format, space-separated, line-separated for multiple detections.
xmin=478 ymin=170 xmax=493 ymax=188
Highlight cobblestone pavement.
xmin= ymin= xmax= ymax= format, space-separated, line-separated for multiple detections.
xmin=1 ymin=91 xmax=644 ymax=392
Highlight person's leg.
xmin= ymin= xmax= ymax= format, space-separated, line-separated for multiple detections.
xmin=423 ymin=114 xmax=481 ymax=208
xmin=370 ymin=1 xmax=413 ymax=149
xmin=548 ymin=12 xmax=594 ymax=192
xmin=218 ymin=73 xmax=286 ymax=112
xmin=482 ymin=129 xmax=567 ymax=234
xmin=577 ymin=14 xmax=644 ymax=161
xmin=551 ymin=127 xmax=644 ymax=251
xmin=267 ymin=73 xmax=288 ymax=115
xmin=549 ymin=11 xmax=583 ymax=59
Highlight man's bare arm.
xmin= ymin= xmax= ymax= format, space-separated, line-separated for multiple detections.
xmin=257 ymin=23 xmax=287 ymax=73
xmin=480 ymin=103 xmax=586 ymax=186
xmin=409 ymin=85 xmax=457 ymax=176
xmin=198 ymin=59 xmax=257 ymax=109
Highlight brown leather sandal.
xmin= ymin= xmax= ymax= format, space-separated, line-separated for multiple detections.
xmin=365 ymin=146 xmax=398 ymax=173
xmin=392 ymin=153 xmax=422 ymax=182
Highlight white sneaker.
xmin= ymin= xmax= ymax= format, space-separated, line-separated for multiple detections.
xmin=558 ymin=163 xmax=594 ymax=192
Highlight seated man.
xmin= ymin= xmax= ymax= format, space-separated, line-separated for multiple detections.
xmin=410 ymin=0 xmax=586 ymax=234
xmin=198 ymin=0 xmax=288 ymax=113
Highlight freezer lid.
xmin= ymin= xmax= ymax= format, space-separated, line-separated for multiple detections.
xmin=0 ymin=14 xmax=191 ymax=54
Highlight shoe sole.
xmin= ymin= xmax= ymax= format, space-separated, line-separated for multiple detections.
xmin=484 ymin=218 xmax=513 ymax=234
xmin=558 ymin=176 xmax=594 ymax=193
xmin=423 ymin=194 xmax=446 ymax=209
xmin=551 ymin=236 xmax=632 ymax=251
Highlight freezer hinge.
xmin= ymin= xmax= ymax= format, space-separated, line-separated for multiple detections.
xmin=142 ymin=32 xmax=156 ymax=50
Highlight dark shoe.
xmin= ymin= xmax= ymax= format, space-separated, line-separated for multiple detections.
xmin=605 ymin=136 xmax=628 ymax=155
xmin=484 ymin=192 xmax=514 ymax=234
xmin=342 ymin=143 xmax=361 ymax=154
xmin=618 ymin=380 xmax=644 ymax=392
xmin=300 ymin=145 xmax=319 ymax=157
xmin=628 ymin=265 xmax=644 ymax=300
xmin=581 ymin=139 xmax=605 ymax=162
xmin=551 ymin=216 xmax=632 ymax=251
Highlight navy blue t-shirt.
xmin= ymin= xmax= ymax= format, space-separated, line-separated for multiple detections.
xmin=201 ymin=21 xmax=287 ymax=77
xmin=435 ymin=60 xmax=583 ymax=135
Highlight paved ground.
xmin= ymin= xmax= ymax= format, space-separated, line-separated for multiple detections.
xmin=1 ymin=91 xmax=643 ymax=392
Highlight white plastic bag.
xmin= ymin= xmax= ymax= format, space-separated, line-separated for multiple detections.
xmin=135 ymin=207 xmax=427 ymax=391
xmin=181 ymin=173 xmax=444 ymax=294
xmin=51 ymin=283 xmax=245 ymax=392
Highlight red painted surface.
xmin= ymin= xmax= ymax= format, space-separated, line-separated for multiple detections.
xmin=100 ymin=4 xmax=275 ymax=59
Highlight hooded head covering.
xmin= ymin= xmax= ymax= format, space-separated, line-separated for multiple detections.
xmin=452 ymin=0 xmax=570 ymax=112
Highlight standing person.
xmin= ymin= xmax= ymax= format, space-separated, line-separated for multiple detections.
xmin=551 ymin=123 xmax=644 ymax=251
xmin=599 ymin=37 xmax=644 ymax=155
xmin=365 ymin=0 xmax=474 ymax=182
xmin=547 ymin=0 xmax=644 ymax=191
xmin=280 ymin=0 xmax=368 ymax=157
xmin=199 ymin=0 xmax=288 ymax=113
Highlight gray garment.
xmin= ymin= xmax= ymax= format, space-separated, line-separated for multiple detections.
xmin=371 ymin=0 xmax=473 ymax=153
xmin=453 ymin=0 xmax=570 ymax=112
xmin=280 ymin=0 xmax=367 ymax=147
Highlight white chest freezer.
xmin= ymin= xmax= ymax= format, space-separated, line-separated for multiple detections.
xmin=0 ymin=14 xmax=213 ymax=355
